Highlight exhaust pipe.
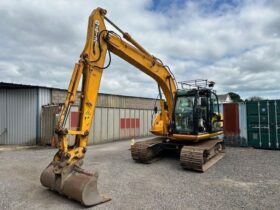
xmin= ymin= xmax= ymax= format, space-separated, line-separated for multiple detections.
xmin=40 ymin=163 xmax=111 ymax=206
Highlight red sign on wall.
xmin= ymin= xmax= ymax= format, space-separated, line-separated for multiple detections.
xmin=120 ymin=118 xmax=140 ymax=129
xmin=136 ymin=119 xmax=139 ymax=128
xmin=126 ymin=119 xmax=130 ymax=128
xmin=131 ymin=119 xmax=135 ymax=128
xmin=71 ymin=112 xmax=79 ymax=128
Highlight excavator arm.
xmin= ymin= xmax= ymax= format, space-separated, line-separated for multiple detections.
xmin=55 ymin=7 xmax=177 ymax=166
xmin=40 ymin=7 xmax=177 ymax=206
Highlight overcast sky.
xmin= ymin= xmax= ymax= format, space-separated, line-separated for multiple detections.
xmin=0 ymin=0 xmax=279 ymax=99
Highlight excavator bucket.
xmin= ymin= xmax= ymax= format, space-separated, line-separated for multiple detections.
xmin=40 ymin=163 xmax=111 ymax=206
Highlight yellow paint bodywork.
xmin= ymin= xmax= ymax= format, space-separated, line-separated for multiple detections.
xmin=170 ymin=131 xmax=224 ymax=142
xmin=54 ymin=7 xmax=222 ymax=166
xmin=54 ymin=8 xmax=177 ymax=165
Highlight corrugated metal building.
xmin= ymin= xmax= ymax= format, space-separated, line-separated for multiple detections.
xmin=0 ymin=83 xmax=51 ymax=145
xmin=2 ymin=82 xmax=279 ymax=150
xmin=55 ymin=106 xmax=154 ymax=145
xmin=0 ymin=82 xmax=158 ymax=145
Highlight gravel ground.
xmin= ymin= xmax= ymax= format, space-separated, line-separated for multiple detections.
xmin=0 ymin=138 xmax=279 ymax=210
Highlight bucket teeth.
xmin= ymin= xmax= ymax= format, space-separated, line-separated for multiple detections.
xmin=40 ymin=163 xmax=111 ymax=206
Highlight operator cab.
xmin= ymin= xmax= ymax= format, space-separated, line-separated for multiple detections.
xmin=172 ymin=80 xmax=222 ymax=135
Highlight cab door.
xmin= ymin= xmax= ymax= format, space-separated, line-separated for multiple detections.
xmin=209 ymin=91 xmax=222 ymax=133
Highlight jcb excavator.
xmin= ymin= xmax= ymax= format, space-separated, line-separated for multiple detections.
xmin=40 ymin=7 xmax=224 ymax=207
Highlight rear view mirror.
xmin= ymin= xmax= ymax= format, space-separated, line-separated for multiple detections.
xmin=164 ymin=101 xmax=168 ymax=110
xmin=154 ymin=106 xmax=158 ymax=114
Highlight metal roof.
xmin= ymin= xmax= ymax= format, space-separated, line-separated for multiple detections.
xmin=0 ymin=82 xmax=51 ymax=89
xmin=0 ymin=82 xmax=157 ymax=100
xmin=217 ymin=94 xmax=229 ymax=102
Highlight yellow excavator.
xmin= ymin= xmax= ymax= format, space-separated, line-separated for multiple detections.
xmin=40 ymin=7 xmax=224 ymax=207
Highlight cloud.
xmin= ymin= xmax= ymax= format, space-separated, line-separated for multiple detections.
xmin=0 ymin=0 xmax=279 ymax=100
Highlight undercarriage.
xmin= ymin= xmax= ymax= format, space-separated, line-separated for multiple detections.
xmin=131 ymin=137 xmax=225 ymax=172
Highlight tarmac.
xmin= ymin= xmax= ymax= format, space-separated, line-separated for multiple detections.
xmin=0 ymin=138 xmax=279 ymax=210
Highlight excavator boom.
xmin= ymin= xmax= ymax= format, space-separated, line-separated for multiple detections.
xmin=40 ymin=7 xmax=178 ymax=206
xmin=41 ymin=7 xmax=224 ymax=206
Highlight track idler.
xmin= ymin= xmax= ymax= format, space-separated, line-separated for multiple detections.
xmin=40 ymin=161 xmax=110 ymax=206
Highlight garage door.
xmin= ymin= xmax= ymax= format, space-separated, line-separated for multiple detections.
xmin=0 ymin=90 xmax=7 ymax=144
xmin=0 ymin=89 xmax=37 ymax=145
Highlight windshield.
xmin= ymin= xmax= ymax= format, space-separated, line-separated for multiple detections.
xmin=174 ymin=96 xmax=195 ymax=133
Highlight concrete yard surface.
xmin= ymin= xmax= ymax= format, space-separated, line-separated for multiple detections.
xmin=0 ymin=138 xmax=280 ymax=210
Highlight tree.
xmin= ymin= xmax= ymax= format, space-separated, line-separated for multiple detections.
xmin=228 ymin=92 xmax=243 ymax=102
xmin=247 ymin=96 xmax=264 ymax=101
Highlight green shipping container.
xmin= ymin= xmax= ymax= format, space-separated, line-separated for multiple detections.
xmin=247 ymin=100 xmax=280 ymax=149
